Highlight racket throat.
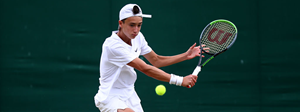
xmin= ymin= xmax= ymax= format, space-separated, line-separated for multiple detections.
xmin=202 ymin=56 xmax=215 ymax=67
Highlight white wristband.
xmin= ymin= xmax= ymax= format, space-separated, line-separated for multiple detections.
xmin=176 ymin=76 xmax=183 ymax=86
xmin=169 ymin=74 xmax=183 ymax=86
xmin=169 ymin=74 xmax=176 ymax=85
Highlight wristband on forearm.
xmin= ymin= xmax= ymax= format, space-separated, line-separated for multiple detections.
xmin=169 ymin=74 xmax=183 ymax=86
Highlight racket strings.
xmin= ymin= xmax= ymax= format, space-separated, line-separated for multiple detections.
xmin=201 ymin=22 xmax=236 ymax=54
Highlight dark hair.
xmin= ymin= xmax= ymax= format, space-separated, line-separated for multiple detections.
xmin=132 ymin=5 xmax=140 ymax=14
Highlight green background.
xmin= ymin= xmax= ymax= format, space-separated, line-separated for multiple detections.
xmin=1 ymin=0 xmax=299 ymax=112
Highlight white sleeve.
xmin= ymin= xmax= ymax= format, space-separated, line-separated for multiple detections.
xmin=139 ymin=33 xmax=152 ymax=55
xmin=106 ymin=43 xmax=136 ymax=67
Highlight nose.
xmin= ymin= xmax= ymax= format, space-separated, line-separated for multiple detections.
xmin=133 ymin=26 xmax=139 ymax=33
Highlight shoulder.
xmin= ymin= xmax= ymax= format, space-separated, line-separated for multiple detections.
xmin=103 ymin=39 xmax=128 ymax=57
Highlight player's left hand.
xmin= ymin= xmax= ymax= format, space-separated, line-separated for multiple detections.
xmin=186 ymin=43 xmax=209 ymax=60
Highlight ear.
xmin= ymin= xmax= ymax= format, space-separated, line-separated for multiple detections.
xmin=118 ymin=20 xmax=123 ymax=29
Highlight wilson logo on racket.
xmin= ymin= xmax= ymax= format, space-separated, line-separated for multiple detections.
xmin=207 ymin=28 xmax=232 ymax=45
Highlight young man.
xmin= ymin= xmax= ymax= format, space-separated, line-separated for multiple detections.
xmin=94 ymin=4 xmax=209 ymax=112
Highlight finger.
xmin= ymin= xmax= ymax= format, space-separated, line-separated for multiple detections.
xmin=192 ymin=77 xmax=197 ymax=83
xmin=190 ymin=43 xmax=197 ymax=49
xmin=191 ymin=81 xmax=195 ymax=87
xmin=202 ymin=50 xmax=209 ymax=53
xmin=191 ymin=77 xmax=196 ymax=85
xmin=191 ymin=78 xmax=197 ymax=85
xmin=201 ymin=44 xmax=206 ymax=47
xmin=189 ymin=81 xmax=194 ymax=87
xmin=193 ymin=75 xmax=198 ymax=82
xmin=196 ymin=53 xmax=201 ymax=57
xmin=187 ymin=78 xmax=193 ymax=88
xmin=203 ymin=48 xmax=210 ymax=50
xmin=188 ymin=81 xmax=196 ymax=88
xmin=187 ymin=75 xmax=197 ymax=88
xmin=193 ymin=75 xmax=198 ymax=78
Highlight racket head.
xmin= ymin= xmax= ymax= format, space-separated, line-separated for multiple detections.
xmin=199 ymin=19 xmax=238 ymax=55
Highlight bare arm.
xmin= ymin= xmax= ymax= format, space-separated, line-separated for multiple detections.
xmin=144 ymin=43 xmax=208 ymax=68
xmin=127 ymin=57 xmax=197 ymax=87
xmin=143 ymin=51 xmax=187 ymax=68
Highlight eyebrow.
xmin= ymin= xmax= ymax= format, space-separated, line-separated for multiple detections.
xmin=129 ymin=22 xmax=143 ymax=25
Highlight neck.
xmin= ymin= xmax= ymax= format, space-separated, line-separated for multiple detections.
xmin=117 ymin=30 xmax=131 ymax=46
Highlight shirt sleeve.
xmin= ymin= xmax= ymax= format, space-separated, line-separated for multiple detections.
xmin=106 ymin=43 xmax=137 ymax=67
xmin=139 ymin=33 xmax=152 ymax=55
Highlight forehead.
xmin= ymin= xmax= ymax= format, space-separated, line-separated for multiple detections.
xmin=125 ymin=16 xmax=143 ymax=23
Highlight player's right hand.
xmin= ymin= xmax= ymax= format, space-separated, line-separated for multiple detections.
xmin=182 ymin=75 xmax=198 ymax=88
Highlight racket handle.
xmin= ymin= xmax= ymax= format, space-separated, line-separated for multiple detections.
xmin=187 ymin=66 xmax=202 ymax=88
xmin=192 ymin=66 xmax=201 ymax=76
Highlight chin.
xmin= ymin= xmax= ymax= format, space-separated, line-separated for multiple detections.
xmin=129 ymin=36 xmax=136 ymax=39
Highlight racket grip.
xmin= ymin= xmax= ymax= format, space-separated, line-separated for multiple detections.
xmin=192 ymin=66 xmax=201 ymax=76
xmin=187 ymin=66 xmax=201 ymax=88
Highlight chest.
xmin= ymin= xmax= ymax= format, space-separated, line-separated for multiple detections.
xmin=129 ymin=39 xmax=142 ymax=56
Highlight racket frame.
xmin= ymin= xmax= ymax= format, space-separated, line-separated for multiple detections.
xmin=192 ymin=19 xmax=238 ymax=76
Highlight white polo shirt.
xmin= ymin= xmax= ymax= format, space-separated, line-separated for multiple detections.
xmin=95 ymin=31 xmax=152 ymax=104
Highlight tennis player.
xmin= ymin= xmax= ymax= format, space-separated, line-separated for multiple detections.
xmin=94 ymin=4 xmax=209 ymax=112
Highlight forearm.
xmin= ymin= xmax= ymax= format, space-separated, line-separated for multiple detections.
xmin=153 ymin=52 xmax=188 ymax=68
xmin=141 ymin=64 xmax=193 ymax=87
xmin=141 ymin=64 xmax=171 ymax=82
xmin=145 ymin=43 xmax=201 ymax=68
xmin=128 ymin=57 xmax=171 ymax=82
xmin=128 ymin=57 xmax=196 ymax=88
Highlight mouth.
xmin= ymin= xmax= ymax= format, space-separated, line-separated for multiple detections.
xmin=132 ymin=34 xmax=138 ymax=37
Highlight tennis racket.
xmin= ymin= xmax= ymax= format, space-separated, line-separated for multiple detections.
xmin=188 ymin=19 xmax=238 ymax=88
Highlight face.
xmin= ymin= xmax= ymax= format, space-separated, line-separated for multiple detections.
xmin=119 ymin=16 xmax=143 ymax=39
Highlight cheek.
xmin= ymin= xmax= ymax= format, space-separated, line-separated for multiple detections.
xmin=122 ymin=28 xmax=133 ymax=38
xmin=123 ymin=27 xmax=131 ymax=34
xmin=126 ymin=27 xmax=134 ymax=34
